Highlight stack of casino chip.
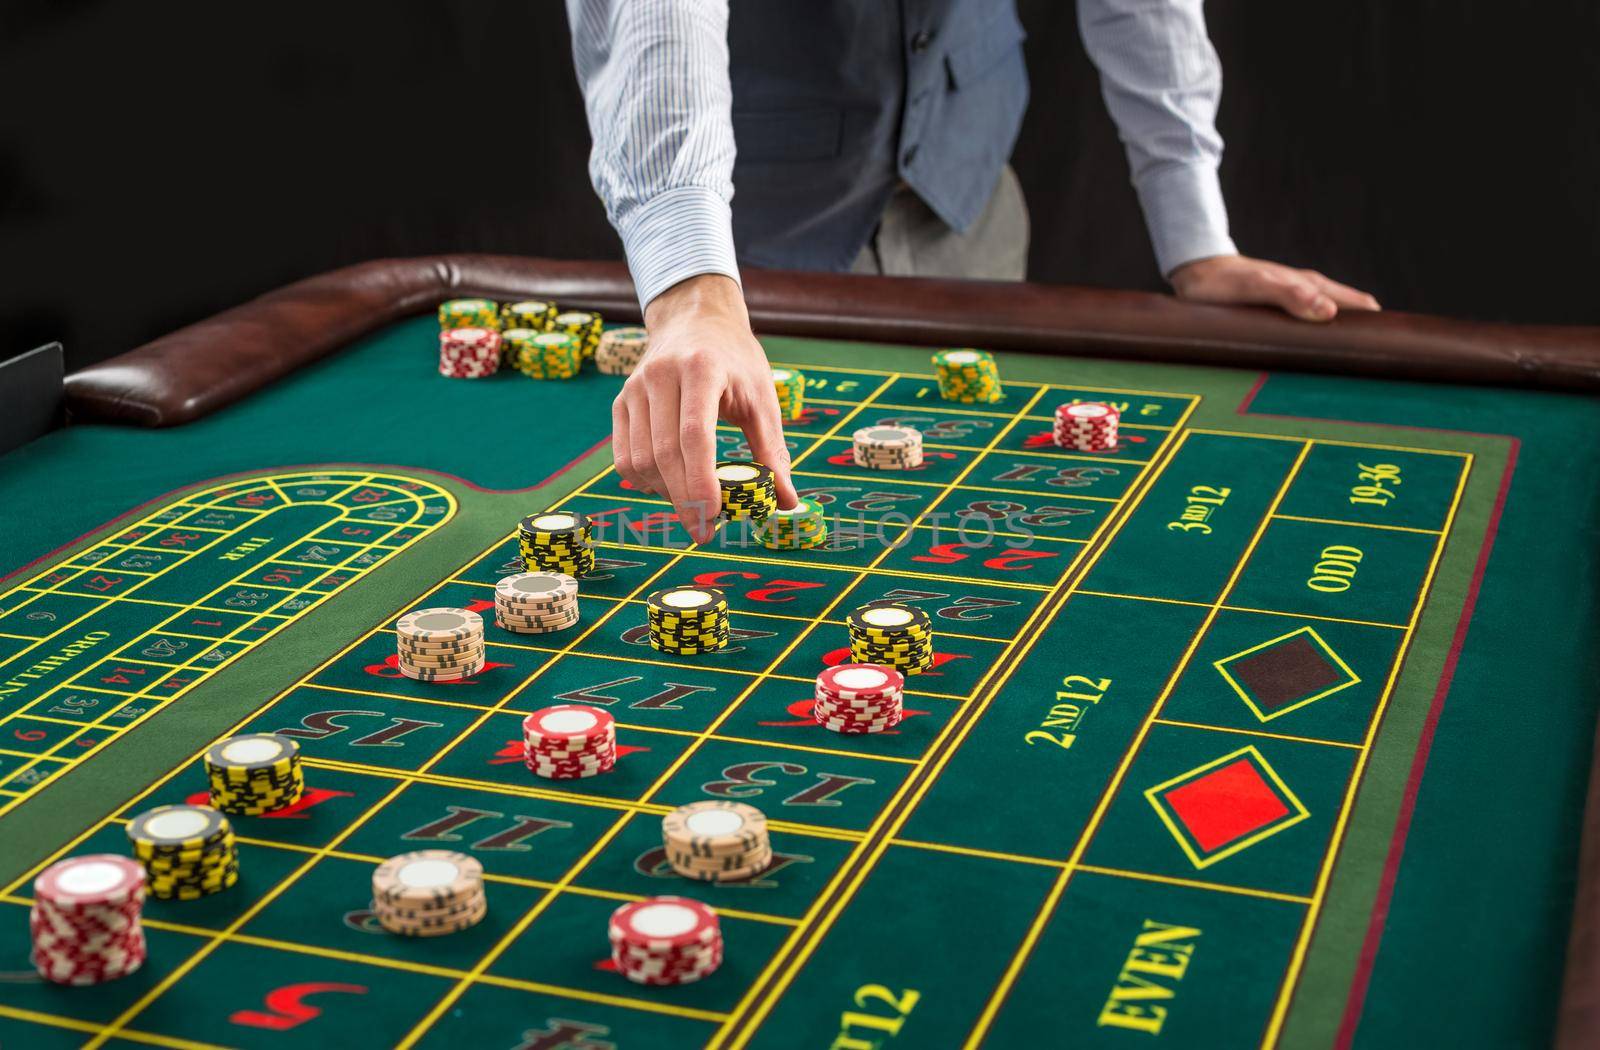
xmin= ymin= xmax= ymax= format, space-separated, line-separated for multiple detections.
xmin=518 ymin=511 xmax=596 ymax=576
xmin=395 ymin=608 xmax=485 ymax=681
xmin=596 ymin=326 xmax=649 ymax=376
xmin=554 ymin=310 xmax=604 ymax=359
xmin=847 ymin=603 xmax=934 ymax=675
xmin=716 ymin=461 xmax=778 ymax=521
xmin=933 ymin=348 xmax=1004 ymax=403
xmin=126 ymin=804 xmax=238 ymax=900
xmin=495 ymin=571 xmax=579 ymax=634
xmin=371 ymin=850 xmax=487 ymax=937
xmin=30 ymin=855 xmax=147 ymax=985
xmin=205 ymin=733 xmax=304 ymax=815
xmin=662 ymin=800 xmax=771 ymax=882
xmin=438 ymin=327 xmax=502 ymax=378
xmin=499 ymin=299 xmax=557 ymax=334
xmin=648 ymin=586 xmax=730 ymax=655
xmin=853 ymin=425 xmax=924 ymax=470
xmin=772 ymin=367 xmax=806 ymax=421
xmin=753 ymin=497 xmax=828 ymax=550
xmin=1054 ymin=402 xmax=1119 ymax=452
xmin=609 ymin=896 xmax=723 ymax=986
xmin=438 ymin=298 xmax=501 ymax=330
xmin=504 ymin=330 xmax=582 ymax=380
xmin=522 ymin=704 xmax=616 ymax=779
xmin=814 ymin=664 xmax=906 ymax=734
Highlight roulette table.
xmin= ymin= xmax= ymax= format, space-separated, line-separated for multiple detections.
xmin=1 ymin=257 xmax=1599 ymax=1049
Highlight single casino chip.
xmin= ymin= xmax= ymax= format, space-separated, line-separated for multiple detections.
xmin=610 ymin=896 xmax=720 ymax=952
xmin=126 ymin=805 xmax=231 ymax=856
xmin=496 ymin=572 xmax=579 ymax=607
xmin=522 ymin=705 xmax=615 ymax=747
xmin=662 ymin=801 xmax=768 ymax=858
xmin=818 ymin=663 xmax=905 ymax=700
xmin=396 ymin=608 xmax=484 ymax=642
xmin=35 ymin=856 xmax=145 ymax=913
xmin=847 ymin=604 xmax=933 ymax=638
xmin=853 ymin=425 xmax=922 ymax=449
xmin=372 ymin=850 xmax=482 ymax=908
xmin=647 ymin=586 xmax=728 ymax=617
xmin=205 ymin=733 xmax=298 ymax=778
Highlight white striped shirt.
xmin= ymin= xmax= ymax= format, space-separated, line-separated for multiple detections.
xmin=566 ymin=0 xmax=1237 ymax=307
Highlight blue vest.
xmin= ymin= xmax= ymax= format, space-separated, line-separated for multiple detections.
xmin=728 ymin=1 xmax=1029 ymax=271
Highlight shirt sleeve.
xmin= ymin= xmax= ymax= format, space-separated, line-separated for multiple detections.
xmin=565 ymin=0 xmax=740 ymax=309
xmin=1076 ymin=0 xmax=1239 ymax=277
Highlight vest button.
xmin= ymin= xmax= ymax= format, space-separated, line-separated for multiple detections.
xmin=910 ymin=29 xmax=933 ymax=53
xmin=903 ymin=145 xmax=919 ymax=167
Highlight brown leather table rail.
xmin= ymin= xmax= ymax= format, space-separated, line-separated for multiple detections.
xmin=62 ymin=254 xmax=1600 ymax=428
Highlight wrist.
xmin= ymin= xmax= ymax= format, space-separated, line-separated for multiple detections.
xmin=644 ymin=273 xmax=749 ymax=332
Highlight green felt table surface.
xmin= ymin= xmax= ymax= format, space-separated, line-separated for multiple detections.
xmin=0 ymin=316 xmax=1596 ymax=1050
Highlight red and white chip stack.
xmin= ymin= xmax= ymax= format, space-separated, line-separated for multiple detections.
xmin=438 ymin=327 xmax=502 ymax=378
xmin=522 ymin=704 xmax=617 ymax=779
xmin=813 ymin=663 xmax=906 ymax=734
xmin=30 ymin=854 xmax=147 ymax=985
xmin=1053 ymin=401 xmax=1119 ymax=452
xmin=609 ymin=896 xmax=724 ymax=985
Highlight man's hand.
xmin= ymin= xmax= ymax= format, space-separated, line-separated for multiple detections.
xmin=1171 ymin=254 xmax=1380 ymax=322
xmin=615 ymin=274 xmax=797 ymax=545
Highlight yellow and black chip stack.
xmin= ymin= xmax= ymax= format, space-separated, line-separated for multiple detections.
xmin=932 ymin=349 xmax=1003 ymax=403
xmin=504 ymin=331 xmax=583 ymax=379
xmin=772 ymin=367 xmax=806 ymax=421
xmin=847 ymin=603 xmax=935 ymax=675
xmin=438 ymin=298 xmax=501 ymax=331
xmin=204 ymin=733 xmax=304 ymax=816
xmin=500 ymin=300 xmax=557 ymax=334
xmin=518 ymin=511 xmax=596 ymax=576
xmin=716 ymin=462 xmax=777 ymax=522
xmin=754 ymin=497 xmax=828 ymax=550
xmin=553 ymin=310 xmax=604 ymax=359
xmin=647 ymin=586 xmax=730 ymax=655
xmin=126 ymin=804 xmax=239 ymax=901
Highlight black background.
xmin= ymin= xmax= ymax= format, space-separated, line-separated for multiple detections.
xmin=4 ymin=1 xmax=1597 ymax=372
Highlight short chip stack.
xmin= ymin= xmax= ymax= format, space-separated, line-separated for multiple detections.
xmin=1054 ymin=402 xmax=1120 ymax=452
xmin=439 ymin=327 xmax=502 ymax=378
xmin=933 ymin=348 xmax=1003 ymax=403
xmin=522 ymin=704 xmax=617 ymax=779
xmin=754 ymin=497 xmax=828 ymax=550
xmin=438 ymin=298 xmax=501 ymax=330
xmin=662 ymin=800 xmax=771 ymax=882
xmin=853 ymin=425 xmax=924 ymax=470
xmin=716 ymin=461 xmax=778 ymax=521
xmin=647 ymin=586 xmax=730 ymax=655
xmin=371 ymin=850 xmax=487 ymax=937
xmin=126 ymin=804 xmax=238 ymax=900
xmin=395 ymin=608 xmax=485 ymax=681
xmin=772 ymin=367 xmax=805 ymax=421
xmin=518 ymin=511 xmax=596 ymax=577
xmin=504 ymin=330 xmax=583 ymax=380
xmin=495 ymin=571 xmax=579 ymax=634
xmin=31 ymin=855 xmax=146 ymax=985
xmin=848 ymin=604 xmax=934 ymax=675
xmin=205 ymin=733 xmax=304 ymax=815
xmin=609 ymin=896 xmax=723 ymax=986
xmin=554 ymin=310 xmax=604 ymax=359
xmin=597 ymin=326 xmax=649 ymax=375
xmin=814 ymin=664 xmax=906 ymax=734
xmin=500 ymin=299 xmax=557 ymax=334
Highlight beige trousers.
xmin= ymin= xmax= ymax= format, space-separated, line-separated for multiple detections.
xmin=849 ymin=164 xmax=1029 ymax=280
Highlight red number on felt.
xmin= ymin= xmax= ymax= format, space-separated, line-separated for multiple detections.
xmin=981 ymin=549 xmax=1057 ymax=571
xmin=229 ymin=982 xmax=368 ymax=1030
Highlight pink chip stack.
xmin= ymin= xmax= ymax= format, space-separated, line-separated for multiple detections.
xmin=522 ymin=704 xmax=617 ymax=779
xmin=609 ymin=896 xmax=724 ymax=986
xmin=813 ymin=663 xmax=906 ymax=734
xmin=1053 ymin=402 xmax=1119 ymax=452
xmin=439 ymin=327 xmax=502 ymax=378
xmin=31 ymin=855 xmax=147 ymax=985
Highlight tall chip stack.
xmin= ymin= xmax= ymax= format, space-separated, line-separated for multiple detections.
xmin=371 ymin=850 xmax=487 ymax=937
xmin=522 ymin=704 xmax=617 ymax=779
xmin=716 ymin=461 xmax=778 ymax=521
xmin=609 ymin=896 xmax=724 ymax=985
xmin=662 ymin=800 xmax=772 ymax=882
xmin=772 ymin=367 xmax=806 ymax=421
xmin=814 ymin=664 xmax=906 ymax=733
xmin=438 ymin=298 xmax=501 ymax=330
xmin=495 ymin=572 xmax=579 ymax=634
xmin=395 ymin=608 xmax=485 ymax=681
xmin=1054 ymin=402 xmax=1120 ymax=452
xmin=519 ymin=511 xmax=596 ymax=577
xmin=754 ymin=497 xmax=828 ymax=550
xmin=554 ymin=310 xmax=604 ymax=359
xmin=204 ymin=733 xmax=304 ymax=815
xmin=438 ymin=327 xmax=502 ymax=378
xmin=126 ymin=804 xmax=239 ymax=900
xmin=597 ymin=327 xmax=649 ymax=375
xmin=933 ymin=348 xmax=1003 ymax=403
xmin=647 ymin=586 xmax=730 ymax=655
xmin=853 ymin=425 xmax=924 ymax=470
xmin=499 ymin=300 xmax=557 ymax=334
xmin=30 ymin=855 xmax=147 ymax=985
xmin=504 ymin=330 xmax=583 ymax=380
xmin=847 ymin=603 xmax=934 ymax=675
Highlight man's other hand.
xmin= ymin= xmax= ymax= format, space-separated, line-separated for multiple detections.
xmin=1171 ymin=254 xmax=1381 ymax=322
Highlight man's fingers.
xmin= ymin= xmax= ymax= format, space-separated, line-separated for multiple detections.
xmin=743 ymin=403 xmax=798 ymax=509
xmin=1304 ymin=270 xmax=1381 ymax=312
xmin=626 ymin=392 xmax=664 ymax=495
xmin=611 ymin=395 xmax=643 ymax=491
xmin=1252 ymin=269 xmax=1334 ymax=322
xmin=677 ymin=381 xmax=723 ymax=544
xmin=644 ymin=372 xmax=696 ymax=541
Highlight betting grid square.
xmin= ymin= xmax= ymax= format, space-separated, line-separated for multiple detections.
xmin=0 ymin=371 xmax=1202 ymax=1048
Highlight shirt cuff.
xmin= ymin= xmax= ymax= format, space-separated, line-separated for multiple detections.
xmin=618 ymin=186 xmax=742 ymax=310
xmin=1134 ymin=162 xmax=1239 ymax=278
